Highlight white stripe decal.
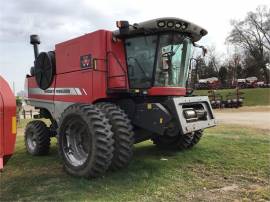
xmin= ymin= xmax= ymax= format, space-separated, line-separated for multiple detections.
xmin=74 ymin=88 xmax=82 ymax=95
xmin=82 ymin=88 xmax=87 ymax=95
xmin=29 ymin=88 xmax=84 ymax=96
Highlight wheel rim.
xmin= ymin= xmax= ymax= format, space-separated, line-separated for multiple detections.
xmin=165 ymin=120 xmax=179 ymax=137
xmin=62 ymin=116 xmax=91 ymax=167
xmin=27 ymin=131 xmax=37 ymax=151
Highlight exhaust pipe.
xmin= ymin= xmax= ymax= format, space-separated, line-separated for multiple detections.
xmin=30 ymin=35 xmax=40 ymax=59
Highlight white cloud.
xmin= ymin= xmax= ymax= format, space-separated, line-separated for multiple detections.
xmin=0 ymin=0 xmax=269 ymax=92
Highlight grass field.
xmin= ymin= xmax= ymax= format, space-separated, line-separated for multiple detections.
xmin=195 ymin=88 xmax=270 ymax=106
xmin=1 ymin=124 xmax=269 ymax=201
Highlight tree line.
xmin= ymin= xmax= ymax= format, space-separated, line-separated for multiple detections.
xmin=191 ymin=5 xmax=270 ymax=87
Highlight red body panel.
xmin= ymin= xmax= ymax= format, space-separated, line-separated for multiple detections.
xmin=55 ymin=30 xmax=107 ymax=74
xmin=0 ymin=76 xmax=16 ymax=170
xmin=27 ymin=30 xmax=187 ymax=110
xmin=27 ymin=76 xmax=56 ymax=100
xmin=55 ymin=70 xmax=95 ymax=103
xmin=148 ymin=87 xmax=186 ymax=96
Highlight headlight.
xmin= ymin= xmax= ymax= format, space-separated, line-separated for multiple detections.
xmin=175 ymin=22 xmax=181 ymax=28
xmin=157 ymin=21 xmax=165 ymax=27
xmin=167 ymin=21 xmax=174 ymax=28
xmin=183 ymin=109 xmax=197 ymax=119
xmin=181 ymin=23 xmax=188 ymax=30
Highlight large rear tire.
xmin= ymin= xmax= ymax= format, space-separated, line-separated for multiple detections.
xmin=24 ymin=120 xmax=50 ymax=155
xmin=58 ymin=104 xmax=114 ymax=178
xmin=96 ymin=102 xmax=134 ymax=170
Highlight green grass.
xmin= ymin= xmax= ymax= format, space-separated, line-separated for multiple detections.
xmin=17 ymin=119 xmax=50 ymax=129
xmin=1 ymin=125 xmax=269 ymax=201
xmin=194 ymin=88 xmax=270 ymax=106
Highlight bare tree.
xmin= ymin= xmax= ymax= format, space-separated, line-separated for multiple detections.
xmin=206 ymin=46 xmax=220 ymax=74
xmin=227 ymin=5 xmax=270 ymax=83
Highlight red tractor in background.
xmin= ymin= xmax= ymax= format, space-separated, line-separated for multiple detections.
xmin=24 ymin=17 xmax=216 ymax=178
xmin=0 ymin=76 xmax=16 ymax=170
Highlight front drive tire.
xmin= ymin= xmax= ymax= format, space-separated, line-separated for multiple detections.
xmin=24 ymin=120 xmax=51 ymax=155
xmin=187 ymin=130 xmax=203 ymax=149
xmin=96 ymin=102 xmax=134 ymax=170
xmin=58 ymin=104 xmax=114 ymax=178
xmin=152 ymin=130 xmax=203 ymax=150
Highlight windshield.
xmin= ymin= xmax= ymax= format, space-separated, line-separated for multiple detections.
xmin=125 ymin=35 xmax=157 ymax=88
xmin=125 ymin=33 xmax=193 ymax=89
xmin=155 ymin=34 xmax=192 ymax=87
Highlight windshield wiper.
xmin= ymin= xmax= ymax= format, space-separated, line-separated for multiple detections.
xmin=127 ymin=57 xmax=151 ymax=80
xmin=163 ymin=37 xmax=190 ymax=57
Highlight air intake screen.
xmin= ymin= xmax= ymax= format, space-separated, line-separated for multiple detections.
xmin=34 ymin=52 xmax=55 ymax=90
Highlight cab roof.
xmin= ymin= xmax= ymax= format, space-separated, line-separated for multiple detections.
xmin=114 ymin=17 xmax=208 ymax=42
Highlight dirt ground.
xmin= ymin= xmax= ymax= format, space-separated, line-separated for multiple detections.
xmin=214 ymin=106 xmax=270 ymax=130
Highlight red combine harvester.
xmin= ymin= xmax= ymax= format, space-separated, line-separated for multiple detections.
xmin=0 ymin=76 xmax=16 ymax=170
xmin=24 ymin=18 xmax=216 ymax=178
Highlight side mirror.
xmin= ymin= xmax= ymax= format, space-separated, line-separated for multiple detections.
xmin=202 ymin=47 xmax=207 ymax=57
xmin=193 ymin=43 xmax=207 ymax=57
xmin=189 ymin=58 xmax=197 ymax=70
xmin=116 ymin=20 xmax=130 ymax=35
xmin=116 ymin=21 xmax=129 ymax=28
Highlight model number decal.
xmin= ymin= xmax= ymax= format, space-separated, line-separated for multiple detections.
xmin=29 ymin=88 xmax=86 ymax=96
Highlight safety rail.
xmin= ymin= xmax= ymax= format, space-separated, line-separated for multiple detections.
xmin=106 ymin=51 xmax=128 ymax=91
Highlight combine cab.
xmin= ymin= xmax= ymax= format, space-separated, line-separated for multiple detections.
xmin=24 ymin=17 xmax=216 ymax=178
xmin=0 ymin=76 xmax=16 ymax=170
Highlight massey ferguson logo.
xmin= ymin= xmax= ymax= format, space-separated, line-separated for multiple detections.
xmin=80 ymin=54 xmax=91 ymax=69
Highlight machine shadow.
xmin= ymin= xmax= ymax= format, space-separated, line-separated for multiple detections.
xmin=2 ymin=141 xmax=210 ymax=201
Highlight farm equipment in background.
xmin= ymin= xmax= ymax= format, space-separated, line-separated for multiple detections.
xmin=224 ymin=88 xmax=244 ymax=108
xmin=245 ymin=77 xmax=258 ymax=88
xmin=208 ymin=88 xmax=244 ymax=109
xmin=196 ymin=77 xmax=220 ymax=90
xmin=24 ymin=17 xmax=216 ymax=178
xmin=0 ymin=76 xmax=16 ymax=170
xmin=208 ymin=90 xmax=223 ymax=109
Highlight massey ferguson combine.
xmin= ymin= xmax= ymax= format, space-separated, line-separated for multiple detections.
xmin=24 ymin=17 xmax=216 ymax=178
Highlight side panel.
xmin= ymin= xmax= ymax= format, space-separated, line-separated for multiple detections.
xmin=55 ymin=30 xmax=109 ymax=104
xmin=26 ymin=76 xmax=56 ymax=117
xmin=54 ymin=70 xmax=93 ymax=103
xmin=27 ymin=76 xmax=56 ymax=101
xmin=55 ymin=30 xmax=108 ymax=74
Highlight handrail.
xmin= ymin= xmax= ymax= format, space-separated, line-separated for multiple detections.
xmin=106 ymin=51 xmax=128 ymax=89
